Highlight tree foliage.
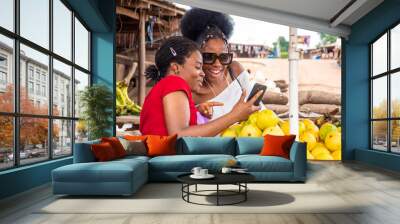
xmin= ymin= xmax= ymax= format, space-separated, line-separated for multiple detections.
xmin=372 ymin=99 xmax=400 ymax=140
xmin=277 ymin=36 xmax=289 ymax=52
xmin=320 ymin=33 xmax=337 ymax=45
xmin=272 ymin=36 xmax=289 ymax=58
xmin=0 ymin=85 xmax=59 ymax=150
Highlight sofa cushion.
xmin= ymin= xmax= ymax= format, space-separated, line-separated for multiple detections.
xmin=236 ymin=137 xmax=264 ymax=155
xmin=177 ymin=137 xmax=236 ymax=155
xmin=236 ymin=155 xmax=293 ymax=172
xmin=52 ymin=158 xmax=147 ymax=183
xmin=148 ymin=154 xmax=235 ymax=172
xmin=115 ymin=155 xmax=150 ymax=164
xmin=53 ymin=163 xmax=134 ymax=183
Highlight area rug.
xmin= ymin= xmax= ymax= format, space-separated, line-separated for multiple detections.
xmin=37 ymin=183 xmax=361 ymax=214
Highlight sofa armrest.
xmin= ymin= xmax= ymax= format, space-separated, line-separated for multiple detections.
xmin=73 ymin=140 xmax=100 ymax=163
xmin=289 ymin=141 xmax=307 ymax=182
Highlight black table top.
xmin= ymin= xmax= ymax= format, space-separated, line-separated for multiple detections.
xmin=177 ymin=172 xmax=255 ymax=185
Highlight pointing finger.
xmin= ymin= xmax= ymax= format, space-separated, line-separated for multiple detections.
xmin=207 ymin=101 xmax=224 ymax=107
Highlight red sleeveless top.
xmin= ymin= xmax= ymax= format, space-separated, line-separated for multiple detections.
xmin=139 ymin=75 xmax=198 ymax=136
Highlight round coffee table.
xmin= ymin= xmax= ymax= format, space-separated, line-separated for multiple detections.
xmin=177 ymin=172 xmax=255 ymax=206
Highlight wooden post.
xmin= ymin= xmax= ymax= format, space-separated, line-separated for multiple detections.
xmin=288 ymin=27 xmax=299 ymax=139
xmin=138 ymin=10 xmax=146 ymax=105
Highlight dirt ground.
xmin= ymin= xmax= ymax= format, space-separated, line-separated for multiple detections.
xmin=237 ymin=58 xmax=341 ymax=95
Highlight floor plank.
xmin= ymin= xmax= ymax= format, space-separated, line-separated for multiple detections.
xmin=1 ymin=161 xmax=400 ymax=224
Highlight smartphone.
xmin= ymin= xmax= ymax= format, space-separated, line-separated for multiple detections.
xmin=246 ymin=83 xmax=267 ymax=106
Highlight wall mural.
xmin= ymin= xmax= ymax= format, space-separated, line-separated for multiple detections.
xmin=114 ymin=0 xmax=341 ymax=161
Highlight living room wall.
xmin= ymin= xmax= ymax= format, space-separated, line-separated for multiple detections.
xmin=343 ymin=0 xmax=400 ymax=171
xmin=0 ymin=0 xmax=116 ymax=200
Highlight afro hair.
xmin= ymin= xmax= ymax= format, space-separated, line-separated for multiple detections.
xmin=180 ymin=8 xmax=234 ymax=42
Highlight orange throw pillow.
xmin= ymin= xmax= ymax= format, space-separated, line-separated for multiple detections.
xmin=260 ymin=134 xmax=296 ymax=159
xmin=124 ymin=135 xmax=148 ymax=142
xmin=101 ymin=137 xmax=126 ymax=158
xmin=146 ymin=134 xmax=177 ymax=157
xmin=91 ymin=142 xmax=117 ymax=162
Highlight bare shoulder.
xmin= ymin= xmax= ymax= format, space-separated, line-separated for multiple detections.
xmin=163 ymin=90 xmax=189 ymax=102
xmin=229 ymin=61 xmax=245 ymax=78
xmin=192 ymin=86 xmax=214 ymax=104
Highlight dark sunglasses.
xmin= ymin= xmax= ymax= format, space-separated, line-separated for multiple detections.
xmin=202 ymin=52 xmax=233 ymax=65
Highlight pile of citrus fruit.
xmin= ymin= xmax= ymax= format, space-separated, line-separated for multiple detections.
xmin=221 ymin=109 xmax=341 ymax=160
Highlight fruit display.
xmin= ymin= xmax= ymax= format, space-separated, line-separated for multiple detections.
xmin=220 ymin=109 xmax=341 ymax=160
xmin=116 ymin=81 xmax=142 ymax=116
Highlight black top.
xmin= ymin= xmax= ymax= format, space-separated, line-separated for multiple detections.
xmin=177 ymin=173 xmax=255 ymax=185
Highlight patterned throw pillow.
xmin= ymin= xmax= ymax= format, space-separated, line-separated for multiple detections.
xmin=119 ymin=138 xmax=147 ymax=156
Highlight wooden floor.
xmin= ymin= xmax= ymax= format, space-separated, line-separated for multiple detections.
xmin=1 ymin=161 xmax=400 ymax=224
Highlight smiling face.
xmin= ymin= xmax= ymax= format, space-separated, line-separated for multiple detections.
xmin=175 ymin=50 xmax=205 ymax=92
xmin=201 ymin=38 xmax=229 ymax=83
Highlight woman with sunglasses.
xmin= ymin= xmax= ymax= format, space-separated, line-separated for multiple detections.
xmin=181 ymin=8 xmax=264 ymax=121
xmin=140 ymin=36 xmax=262 ymax=137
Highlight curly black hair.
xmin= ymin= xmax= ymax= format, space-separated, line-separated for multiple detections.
xmin=145 ymin=36 xmax=200 ymax=82
xmin=180 ymin=8 xmax=234 ymax=46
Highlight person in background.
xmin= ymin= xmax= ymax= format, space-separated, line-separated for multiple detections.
xmin=139 ymin=36 xmax=262 ymax=137
xmin=180 ymin=8 xmax=264 ymax=121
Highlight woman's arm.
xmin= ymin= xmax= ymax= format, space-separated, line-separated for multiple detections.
xmin=163 ymin=90 xmax=261 ymax=137
xmin=228 ymin=61 xmax=245 ymax=78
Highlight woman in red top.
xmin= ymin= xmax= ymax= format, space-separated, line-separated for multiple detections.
xmin=140 ymin=36 xmax=262 ymax=136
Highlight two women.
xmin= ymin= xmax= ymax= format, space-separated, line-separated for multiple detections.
xmin=180 ymin=8 xmax=261 ymax=120
xmin=139 ymin=36 xmax=262 ymax=137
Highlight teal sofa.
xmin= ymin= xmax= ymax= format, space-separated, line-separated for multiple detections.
xmin=52 ymin=137 xmax=306 ymax=196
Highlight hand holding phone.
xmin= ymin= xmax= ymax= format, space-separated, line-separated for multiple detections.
xmin=230 ymin=89 xmax=263 ymax=122
xmin=246 ymin=83 xmax=267 ymax=106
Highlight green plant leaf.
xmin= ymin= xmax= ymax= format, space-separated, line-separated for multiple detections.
xmin=79 ymin=84 xmax=113 ymax=140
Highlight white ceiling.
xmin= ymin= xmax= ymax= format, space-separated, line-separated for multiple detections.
xmin=173 ymin=0 xmax=384 ymax=38
xmin=226 ymin=0 xmax=352 ymax=22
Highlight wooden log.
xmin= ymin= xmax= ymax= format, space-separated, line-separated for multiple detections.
xmin=299 ymin=90 xmax=341 ymax=105
xmin=142 ymin=0 xmax=186 ymax=15
xmin=116 ymin=63 xmax=126 ymax=82
xmin=300 ymin=104 xmax=341 ymax=115
xmin=262 ymin=91 xmax=288 ymax=105
xmin=116 ymin=6 xmax=140 ymax=20
xmin=124 ymin=62 xmax=137 ymax=84
xmin=116 ymin=115 xmax=140 ymax=125
xmin=264 ymin=104 xmax=289 ymax=114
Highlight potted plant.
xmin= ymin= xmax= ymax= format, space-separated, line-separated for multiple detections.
xmin=79 ymin=84 xmax=113 ymax=140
